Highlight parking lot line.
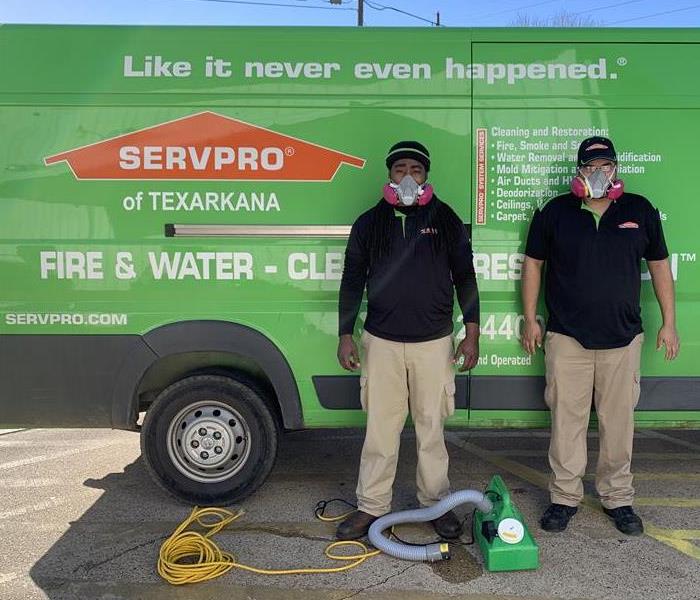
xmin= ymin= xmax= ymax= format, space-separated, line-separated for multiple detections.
xmin=0 ymin=496 xmax=65 ymax=521
xmin=645 ymin=524 xmax=700 ymax=561
xmin=642 ymin=430 xmax=700 ymax=452
xmin=453 ymin=430 xmax=569 ymax=438
xmin=445 ymin=432 xmax=700 ymax=564
xmin=585 ymin=473 xmax=700 ymax=481
xmin=0 ymin=440 xmax=126 ymax=471
xmin=0 ymin=478 xmax=65 ymax=488
xmin=492 ymin=450 xmax=700 ymax=460
xmin=445 ymin=433 xmax=598 ymax=510
xmin=635 ymin=497 xmax=700 ymax=508
xmin=644 ymin=527 xmax=700 ymax=539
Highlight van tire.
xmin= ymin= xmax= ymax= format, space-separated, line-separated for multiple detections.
xmin=140 ymin=374 xmax=278 ymax=505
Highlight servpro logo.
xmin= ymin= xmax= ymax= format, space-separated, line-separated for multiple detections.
xmin=44 ymin=112 xmax=366 ymax=181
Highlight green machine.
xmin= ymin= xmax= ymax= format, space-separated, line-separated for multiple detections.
xmin=365 ymin=474 xmax=538 ymax=570
xmin=474 ymin=475 xmax=539 ymax=571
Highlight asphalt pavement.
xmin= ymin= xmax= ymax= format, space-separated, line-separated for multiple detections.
xmin=0 ymin=426 xmax=698 ymax=600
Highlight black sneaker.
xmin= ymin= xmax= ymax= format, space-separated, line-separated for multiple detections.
xmin=540 ymin=503 xmax=578 ymax=532
xmin=603 ymin=506 xmax=644 ymax=536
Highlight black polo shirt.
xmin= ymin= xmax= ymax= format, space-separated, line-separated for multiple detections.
xmin=525 ymin=192 xmax=668 ymax=349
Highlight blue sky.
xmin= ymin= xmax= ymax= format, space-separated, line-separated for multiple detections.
xmin=2 ymin=0 xmax=700 ymax=27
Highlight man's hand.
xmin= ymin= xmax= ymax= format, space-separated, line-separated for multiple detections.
xmin=454 ymin=323 xmax=479 ymax=372
xmin=657 ymin=324 xmax=680 ymax=360
xmin=646 ymin=259 xmax=679 ymax=361
xmin=337 ymin=334 xmax=360 ymax=371
xmin=521 ymin=317 xmax=543 ymax=355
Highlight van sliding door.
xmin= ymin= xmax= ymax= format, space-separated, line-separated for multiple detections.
xmin=469 ymin=35 xmax=700 ymax=427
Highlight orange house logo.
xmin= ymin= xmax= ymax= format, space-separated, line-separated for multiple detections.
xmin=44 ymin=112 xmax=366 ymax=181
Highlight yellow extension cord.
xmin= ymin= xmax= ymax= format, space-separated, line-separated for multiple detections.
xmin=157 ymin=505 xmax=381 ymax=585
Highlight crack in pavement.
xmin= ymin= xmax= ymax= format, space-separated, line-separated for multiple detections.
xmin=232 ymin=524 xmax=335 ymax=544
xmin=74 ymin=536 xmax=167 ymax=574
xmin=336 ymin=563 xmax=418 ymax=600
xmin=71 ymin=526 xmax=334 ymax=576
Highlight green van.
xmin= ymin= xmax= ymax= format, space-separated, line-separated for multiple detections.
xmin=1 ymin=25 xmax=698 ymax=503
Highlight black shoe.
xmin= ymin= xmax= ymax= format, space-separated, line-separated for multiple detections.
xmin=540 ymin=503 xmax=578 ymax=532
xmin=603 ymin=506 xmax=644 ymax=536
xmin=431 ymin=510 xmax=463 ymax=539
xmin=336 ymin=510 xmax=378 ymax=540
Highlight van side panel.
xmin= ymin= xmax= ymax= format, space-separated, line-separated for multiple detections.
xmin=1 ymin=26 xmax=699 ymax=429
xmin=0 ymin=335 xmax=154 ymax=427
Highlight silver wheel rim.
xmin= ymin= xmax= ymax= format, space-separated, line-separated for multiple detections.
xmin=166 ymin=400 xmax=251 ymax=483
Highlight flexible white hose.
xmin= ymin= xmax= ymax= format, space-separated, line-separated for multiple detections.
xmin=368 ymin=489 xmax=493 ymax=562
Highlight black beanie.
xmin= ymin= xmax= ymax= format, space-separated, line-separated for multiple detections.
xmin=385 ymin=140 xmax=431 ymax=172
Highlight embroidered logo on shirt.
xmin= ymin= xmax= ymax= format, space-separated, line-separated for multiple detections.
xmin=420 ymin=228 xmax=439 ymax=235
xmin=618 ymin=221 xmax=639 ymax=229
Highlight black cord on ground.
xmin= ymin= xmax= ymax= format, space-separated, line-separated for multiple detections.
xmin=389 ymin=507 xmax=479 ymax=547
xmin=314 ymin=498 xmax=357 ymax=520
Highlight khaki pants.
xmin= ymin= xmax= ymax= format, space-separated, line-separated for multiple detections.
xmin=356 ymin=331 xmax=456 ymax=517
xmin=544 ymin=332 xmax=643 ymax=509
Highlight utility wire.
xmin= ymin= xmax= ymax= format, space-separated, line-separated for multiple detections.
xmin=364 ymin=0 xmax=442 ymax=26
xmin=469 ymin=0 xmax=561 ymax=21
xmin=178 ymin=0 xmax=355 ymax=10
xmin=292 ymin=0 xmax=357 ymax=4
xmin=608 ymin=3 xmax=700 ymax=24
xmin=575 ymin=0 xmax=644 ymax=15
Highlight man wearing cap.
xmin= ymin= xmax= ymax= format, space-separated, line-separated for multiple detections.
xmin=335 ymin=141 xmax=480 ymax=540
xmin=521 ymin=136 xmax=679 ymax=535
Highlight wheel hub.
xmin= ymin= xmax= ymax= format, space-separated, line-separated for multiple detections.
xmin=167 ymin=400 xmax=251 ymax=483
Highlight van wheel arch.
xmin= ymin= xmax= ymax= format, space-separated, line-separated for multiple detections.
xmin=112 ymin=320 xmax=303 ymax=431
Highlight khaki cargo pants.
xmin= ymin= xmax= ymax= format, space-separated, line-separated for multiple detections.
xmin=356 ymin=330 xmax=456 ymax=517
xmin=544 ymin=331 xmax=644 ymax=509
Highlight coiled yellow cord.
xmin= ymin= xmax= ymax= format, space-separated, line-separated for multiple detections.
xmin=157 ymin=506 xmax=380 ymax=585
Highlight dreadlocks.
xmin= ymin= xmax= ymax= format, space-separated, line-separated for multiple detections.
xmin=367 ymin=195 xmax=465 ymax=265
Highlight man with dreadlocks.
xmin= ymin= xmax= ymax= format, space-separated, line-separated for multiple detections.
xmin=335 ymin=140 xmax=480 ymax=541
